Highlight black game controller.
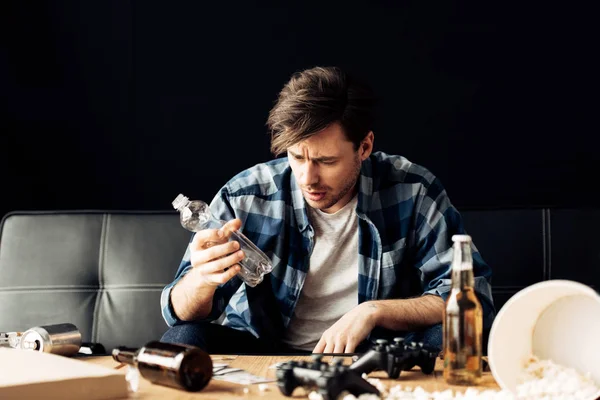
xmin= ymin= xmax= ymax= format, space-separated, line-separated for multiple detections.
xmin=349 ymin=338 xmax=439 ymax=379
xmin=276 ymin=355 xmax=380 ymax=400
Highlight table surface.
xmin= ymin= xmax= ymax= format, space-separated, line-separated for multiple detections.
xmin=87 ymin=354 xmax=501 ymax=399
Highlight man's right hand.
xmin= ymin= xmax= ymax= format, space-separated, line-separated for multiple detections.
xmin=189 ymin=218 xmax=244 ymax=287
xmin=171 ymin=219 xmax=245 ymax=321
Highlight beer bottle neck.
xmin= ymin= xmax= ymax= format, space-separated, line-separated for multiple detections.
xmin=451 ymin=241 xmax=474 ymax=289
xmin=112 ymin=347 xmax=138 ymax=365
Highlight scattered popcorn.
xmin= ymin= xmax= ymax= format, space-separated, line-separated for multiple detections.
xmin=366 ymin=377 xmax=388 ymax=394
xmin=515 ymin=356 xmax=599 ymax=400
xmin=124 ymin=365 xmax=140 ymax=393
xmin=309 ymin=391 xmax=324 ymax=400
xmin=305 ymin=358 xmax=599 ymax=400
xmin=258 ymin=383 xmax=269 ymax=392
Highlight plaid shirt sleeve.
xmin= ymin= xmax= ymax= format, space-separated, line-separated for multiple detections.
xmin=412 ymin=175 xmax=496 ymax=330
xmin=160 ymin=187 xmax=243 ymax=327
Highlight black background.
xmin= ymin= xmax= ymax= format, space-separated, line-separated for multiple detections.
xmin=2 ymin=1 xmax=599 ymax=218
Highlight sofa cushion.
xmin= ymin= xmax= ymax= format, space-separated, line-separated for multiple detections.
xmin=2 ymin=208 xmax=598 ymax=351
xmin=549 ymin=209 xmax=600 ymax=290
xmin=0 ymin=211 xmax=190 ymax=350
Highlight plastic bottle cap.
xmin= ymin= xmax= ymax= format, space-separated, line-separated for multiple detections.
xmin=452 ymin=234 xmax=472 ymax=242
xmin=172 ymin=194 xmax=190 ymax=211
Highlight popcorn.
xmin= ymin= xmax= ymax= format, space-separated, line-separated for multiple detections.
xmin=306 ymin=357 xmax=598 ymax=400
xmin=308 ymin=357 xmax=600 ymax=400
xmin=124 ymin=365 xmax=140 ymax=393
xmin=258 ymin=383 xmax=269 ymax=392
xmin=515 ymin=356 xmax=599 ymax=400
xmin=309 ymin=391 xmax=324 ymax=400
xmin=366 ymin=377 xmax=388 ymax=394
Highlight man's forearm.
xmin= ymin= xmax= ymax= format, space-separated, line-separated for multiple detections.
xmin=366 ymin=295 xmax=445 ymax=332
xmin=171 ymin=270 xmax=216 ymax=321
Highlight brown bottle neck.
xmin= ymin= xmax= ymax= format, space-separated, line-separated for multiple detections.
xmin=451 ymin=267 xmax=475 ymax=289
xmin=451 ymin=241 xmax=474 ymax=289
xmin=112 ymin=347 xmax=138 ymax=365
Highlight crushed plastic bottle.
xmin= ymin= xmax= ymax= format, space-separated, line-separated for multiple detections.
xmin=172 ymin=193 xmax=273 ymax=287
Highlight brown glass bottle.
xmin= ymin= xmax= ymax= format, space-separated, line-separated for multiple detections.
xmin=443 ymin=234 xmax=483 ymax=385
xmin=112 ymin=341 xmax=213 ymax=392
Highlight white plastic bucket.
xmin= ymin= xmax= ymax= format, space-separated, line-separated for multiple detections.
xmin=488 ymin=279 xmax=600 ymax=398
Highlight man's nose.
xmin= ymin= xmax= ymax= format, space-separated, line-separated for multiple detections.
xmin=299 ymin=162 xmax=319 ymax=186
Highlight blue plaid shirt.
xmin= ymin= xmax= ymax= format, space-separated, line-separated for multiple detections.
xmin=161 ymin=151 xmax=495 ymax=338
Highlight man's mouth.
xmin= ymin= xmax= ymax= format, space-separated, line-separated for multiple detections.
xmin=304 ymin=191 xmax=326 ymax=201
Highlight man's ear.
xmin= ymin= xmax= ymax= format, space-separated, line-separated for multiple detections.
xmin=359 ymin=131 xmax=374 ymax=160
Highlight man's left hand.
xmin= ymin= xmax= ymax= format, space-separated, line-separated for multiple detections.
xmin=313 ymin=302 xmax=378 ymax=354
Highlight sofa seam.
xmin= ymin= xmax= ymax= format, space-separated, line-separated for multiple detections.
xmin=92 ymin=214 xmax=108 ymax=342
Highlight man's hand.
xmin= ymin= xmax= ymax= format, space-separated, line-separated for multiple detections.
xmin=171 ymin=218 xmax=245 ymax=321
xmin=313 ymin=302 xmax=378 ymax=354
xmin=189 ymin=218 xmax=245 ymax=287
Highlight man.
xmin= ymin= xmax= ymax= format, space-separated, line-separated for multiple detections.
xmin=160 ymin=66 xmax=495 ymax=354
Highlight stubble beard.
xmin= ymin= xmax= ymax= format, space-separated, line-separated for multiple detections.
xmin=308 ymin=155 xmax=362 ymax=211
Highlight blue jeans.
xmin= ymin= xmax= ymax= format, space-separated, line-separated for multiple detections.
xmin=160 ymin=321 xmax=303 ymax=355
xmin=160 ymin=322 xmax=443 ymax=355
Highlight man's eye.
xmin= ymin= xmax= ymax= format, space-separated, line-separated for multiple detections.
xmin=321 ymin=161 xmax=335 ymax=165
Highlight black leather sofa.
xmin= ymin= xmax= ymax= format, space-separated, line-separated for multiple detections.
xmin=1 ymin=208 xmax=598 ymax=351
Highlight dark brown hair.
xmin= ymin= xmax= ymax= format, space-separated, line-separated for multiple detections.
xmin=267 ymin=66 xmax=376 ymax=156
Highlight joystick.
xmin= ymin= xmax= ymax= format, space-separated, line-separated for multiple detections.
xmin=276 ymin=354 xmax=380 ymax=400
xmin=349 ymin=338 xmax=438 ymax=378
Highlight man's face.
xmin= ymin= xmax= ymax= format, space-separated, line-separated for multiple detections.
xmin=288 ymin=123 xmax=372 ymax=214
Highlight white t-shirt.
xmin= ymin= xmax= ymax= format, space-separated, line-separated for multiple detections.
xmin=282 ymin=195 xmax=359 ymax=351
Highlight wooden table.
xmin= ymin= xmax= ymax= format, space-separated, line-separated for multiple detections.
xmin=86 ymin=355 xmax=501 ymax=399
